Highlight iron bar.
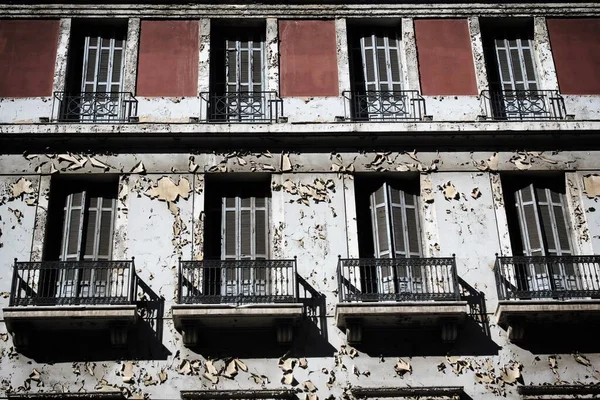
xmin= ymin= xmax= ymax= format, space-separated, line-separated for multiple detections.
xmin=495 ymin=255 xmax=600 ymax=300
xmin=178 ymin=259 xmax=297 ymax=304
xmin=199 ymin=91 xmax=283 ymax=123
xmin=342 ymin=90 xmax=426 ymax=121
xmin=9 ymin=260 xmax=136 ymax=306
xmin=480 ymin=89 xmax=567 ymax=121
xmin=337 ymin=257 xmax=460 ymax=302
xmin=52 ymin=91 xmax=138 ymax=123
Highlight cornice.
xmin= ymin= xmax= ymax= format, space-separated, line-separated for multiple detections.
xmin=1 ymin=3 xmax=600 ymax=18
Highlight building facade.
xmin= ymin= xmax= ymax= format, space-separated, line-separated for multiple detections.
xmin=1 ymin=1 xmax=600 ymax=399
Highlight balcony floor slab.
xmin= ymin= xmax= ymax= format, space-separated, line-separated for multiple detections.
xmin=335 ymin=301 xmax=469 ymax=329
xmin=171 ymin=303 xmax=303 ymax=330
xmin=495 ymin=299 xmax=600 ymax=328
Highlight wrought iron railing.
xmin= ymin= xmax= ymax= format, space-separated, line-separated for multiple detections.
xmin=9 ymin=259 xmax=137 ymax=306
xmin=480 ymin=89 xmax=567 ymax=121
xmin=199 ymin=91 xmax=283 ymax=123
xmin=495 ymin=255 xmax=600 ymax=300
xmin=343 ymin=90 xmax=426 ymax=121
xmin=178 ymin=259 xmax=297 ymax=304
xmin=52 ymin=91 xmax=138 ymax=123
xmin=337 ymin=256 xmax=460 ymax=302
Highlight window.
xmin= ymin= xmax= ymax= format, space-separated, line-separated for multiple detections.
xmin=348 ymin=26 xmax=408 ymax=121
xmin=61 ymin=21 xmax=129 ymax=122
xmin=481 ymin=19 xmax=553 ymax=120
xmin=43 ymin=178 xmax=117 ymax=300
xmin=503 ymin=176 xmax=576 ymax=292
xmin=209 ymin=23 xmax=267 ymax=121
xmin=356 ymin=179 xmax=422 ymax=295
xmin=203 ymin=180 xmax=270 ymax=297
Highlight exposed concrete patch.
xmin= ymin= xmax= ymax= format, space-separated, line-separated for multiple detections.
xmin=468 ymin=16 xmax=489 ymax=94
xmin=266 ymin=18 xmax=279 ymax=94
xmin=566 ymin=172 xmax=592 ymax=254
xmin=335 ymin=18 xmax=351 ymax=96
xmin=198 ymin=18 xmax=211 ymax=120
xmin=582 ymin=174 xmax=600 ymax=198
xmin=402 ymin=18 xmax=420 ymax=92
xmin=51 ymin=18 xmax=71 ymax=95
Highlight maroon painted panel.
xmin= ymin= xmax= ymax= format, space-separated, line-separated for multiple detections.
xmin=137 ymin=20 xmax=199 ymax=96
xmin=279 ymin=20 xmax=339 ymax=97
xmin=415 ymin=19 xmax=478 ymax=96
xmin=0 ymin=20 xmax=59 ymax=97
xmin=547 ymin=18 xmax=600 ymax=95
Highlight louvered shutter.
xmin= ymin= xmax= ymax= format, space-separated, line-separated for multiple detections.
xmin=515 ymin=184 xmax=549 ymax=291
xmin=221 ymin=195 xmax=269 ymax=296
xmin=59 ymin=192 xmax=86 ymax=298
xmin=370 ymin=184 xmax=394 ymax=294
xmin=494 ymin=36 xmax=537 ymax=92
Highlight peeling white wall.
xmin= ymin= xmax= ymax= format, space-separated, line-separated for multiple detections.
xmin=137 ymin=97 xmax=200 ymax=122
xmin=0 ymin=98 xmax=54 ymax=123
xmin=423 ymin=96 xmax=481 ymax=121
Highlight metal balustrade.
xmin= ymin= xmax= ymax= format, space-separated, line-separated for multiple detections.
xmin=9 ymin=259 xmax=137 ymax=306
xmin=480 ymin=89 xmax=567 ymax=121
xmin=342 ymin=90 xmax=426 ymax=121
xmin=495 ymin=255 xmax=600 ymax=300
xmin=199 ymin=91 xmax=283 ymax=123
xmin=178 ymin=259 xmax=297 ymax=304
xmin=52 ymin=91 xmax=138 ymax=123
xmin=337 ymin=257 xmax=460 ymax=302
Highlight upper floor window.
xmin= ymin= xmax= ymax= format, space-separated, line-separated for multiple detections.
xmin=481 ymin=19 xmax=565 ymax=120
xmin=346 ymin=24 xmax=424 ymax=121
xmin=56 ymin=20 xmax=137 ymax=123
xmin=207 ymin=23 xmax=275 ymax=122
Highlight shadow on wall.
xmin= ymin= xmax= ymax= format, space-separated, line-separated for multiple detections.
xmin=186 ymin=275 xmax=336 ymax=359
xmin=512 ymin=323 xmax=600 ymax=354
xmin=18 ymin=278 xmax=170 ymax=363
xmin=353 ymin=279 xmax=501 ymax=357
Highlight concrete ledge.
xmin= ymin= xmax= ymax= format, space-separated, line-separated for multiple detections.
xmin=335 ymin=301 xmax=469 ymax=328
xmin=3 ymin=305 xmax=138 ymax=331
xmin=495 ymin=299 xmax=600 ymax=328
xmin=172 ymin=303 xmax=303 ymax=330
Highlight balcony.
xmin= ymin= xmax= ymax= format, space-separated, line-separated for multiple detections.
xmin=52 ymin=91 xmax=138 ymax=123
xmin=199 ymin=91 xmax=283 ymax=123
xmin=342 ymin=90 xmax=427 ymax=122
xmin=3 ymin=259 xmax=138 ymax=348
xmin=495 ymin=255 xmax=600 ymax=341
xmin=480 ymin=89 xmax=567 ymax=121
xmin=172 ymin=259 xmax=302 ymax=346
xmin=335 ymin=257 xmax=468 ymax=343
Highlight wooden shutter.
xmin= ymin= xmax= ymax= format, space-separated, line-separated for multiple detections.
xmin=81 ymin=35 xmax=125 ymax=94
xmin=221 ymin=194 xmax=269 ymax=296
xmin=494 ymin=36 xmax=538 ymax=91
xmin=514 ymin=184 xmax=545 ymax=256
xmin=225 ymin=36 xmax=265 ymax=93
xmin=60 ymin=192 xmax=86 ymax=262
xmin=360 ymin=30 xmax=403 ymax=93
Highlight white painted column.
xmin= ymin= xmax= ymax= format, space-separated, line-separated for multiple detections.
xmin=198 ymin=19 xmax=211 ymax=120
xmin=266 ymin=18 xmax=280 ymax=95
xmin=420 ymin=174 xmax=440 ymax=258
xmin=192 ymin=174 xmax=205 ymax=261
xmin=533 ymin=17 xmax=559 ymax=91
xmin=402 ymin=18 xmax=421 ymax=93
xmin=335 ymin=18 xmax=351 ymax=96
xmin=30 ymin=176 xmax=51 ymax=262
xmin=566 ymin=172 xmax=594 ymax=255
xmin=342 ymin=175 xmax=359 ymax=258
xmin=468 ymin=16 xmax=489 ymax=94
xmin=112 ymin=175 xmax=130 ymax=260
xmin=123 ymin=18 xmax=141 ymax=95
xmin=52 ymin=18 xmax=71 ymax=95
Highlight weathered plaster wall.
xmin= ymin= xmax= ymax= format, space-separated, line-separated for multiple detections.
xmin=422 ymin=96 xmax=481 ymax=121
xmin=563 ymin=95 xmax=600 ymax=120
xmin=136 ymin=98 xmax=199 ymax=123
xmin=279 ymin=20 xmax=339 ymax=97
xmin=137 ymin=20 xmax=199 ymax=97
xmin=0 ymin=98 xmax=53 ymax=123
xmin=414 ymin=19 xmax=478 ymax=96
xmin=1 ymin=152 xmax=600 ymax=398
xmin=0 ymin=19 xmax=59 ymax=97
